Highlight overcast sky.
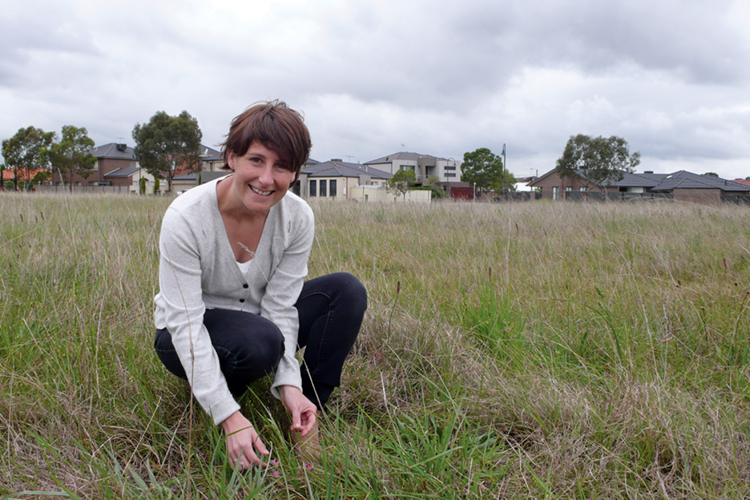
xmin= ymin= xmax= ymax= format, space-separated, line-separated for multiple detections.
xmin=2 ymin=0 xmax=750 ymax=179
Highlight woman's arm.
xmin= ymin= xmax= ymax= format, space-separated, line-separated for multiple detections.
xmin=259 ymin=202 xmax=315 ymax=400
xmin=157 ymin=207 xmax=240 ymax=425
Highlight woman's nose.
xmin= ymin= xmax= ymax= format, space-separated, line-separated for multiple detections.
xmin=258 ymin=162 xmax=274 ymax=185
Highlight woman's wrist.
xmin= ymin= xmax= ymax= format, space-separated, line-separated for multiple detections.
xmin=221 ymin=410 xmax=250 ymax=434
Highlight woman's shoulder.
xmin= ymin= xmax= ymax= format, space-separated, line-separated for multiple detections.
xmin=279 ymin=191 xmax=314 ymax=222
xmin=166 ymin=178 xmax=224 ymax=216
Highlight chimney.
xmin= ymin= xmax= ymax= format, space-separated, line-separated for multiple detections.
xmin=116 ymin=143 xmax=127 ymax=152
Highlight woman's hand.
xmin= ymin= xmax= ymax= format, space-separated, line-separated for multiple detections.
xmin=220 ymin=411 xmax=269 ymax=471
xmin=279 ymin=385 xmax=318 ymax=436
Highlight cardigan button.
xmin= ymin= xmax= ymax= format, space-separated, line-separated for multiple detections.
xmin=243 ymin=284 xmax=249 ymax=289
xmin=239 ymin=298 xmax=245 ymax=303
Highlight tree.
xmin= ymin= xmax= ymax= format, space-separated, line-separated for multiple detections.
xmin=461 ymin=148 xmax=508 ymax=194
xmin=30 ymin=170 xmax=51 ymax=188
xmin=1 ymin=126 xmax=55 ymax=190
xmin=49 ymin=125 xmax=96 ymax=192
xmin=132 ymin=111 xmax=202 ymax=193
xmin=387 ymin=169 xmax=416 ymax=201
xmin=702 ymin=172 xmax=719 ymax=177
xmin=556 ymin=134 xmax=641 ymax=190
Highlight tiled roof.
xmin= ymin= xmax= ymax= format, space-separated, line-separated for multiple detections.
xmin=364 ymin=151 xmax=445 ymax=164
xmin=650 ymin=171 xmax=750 ymax=192
xmin=89 ymin=143 xmax=136 ymax=159
xmin=104 ymin=167 xmax=141 ymax=178
xmin=303 ymin=160 xmax=393 ymax=179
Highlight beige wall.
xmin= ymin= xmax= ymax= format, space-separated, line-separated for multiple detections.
xmin=350 ymin=186 xmax=431 ymax=203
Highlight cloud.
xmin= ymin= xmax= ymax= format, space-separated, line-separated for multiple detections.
xmin=1 ymin=0 xmax=750 ymax=178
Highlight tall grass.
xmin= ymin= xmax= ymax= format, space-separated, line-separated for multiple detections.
xmin=1 ymin=193 xmax=749 ymax=498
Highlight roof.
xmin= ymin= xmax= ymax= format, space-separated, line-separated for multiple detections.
xmin=364 ymin=151 xmax=446 ymax=165
xmin=606 ymin=171 xmax=669 ymax=188
xmin=650 ymin=171 xmax=750 ymax=192
xmin=200 ymin=145 xmax=222 ymax=161
xmin=104 ymin=167 xmax=141 ymax=178
xmin=529 ymin=167 xmax=750 ymax=193
xmin=303 ymin=160 xmax=393 ymax=179
xmin=732 ymin=178 xmax=750 ymax=187
xmin=173 ymin=173 xmax=198 ymax=181
xmin=89 ymin=143 xmax=137 ymax=159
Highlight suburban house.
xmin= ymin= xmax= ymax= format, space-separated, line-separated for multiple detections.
xmin=529 ymin=168 xmax=750 ymax=203
xmin=293 ymin=159 xmax=392 ymax=200
xmin=363 ymin=152 xmax=462 ymax=184
xmin=50 ymin=142 xmax=137 ymax=187
xmin=102 ymin=166 xmax=155 ymax=194
xmin=171 ymin=145 xmax=226 ymax=193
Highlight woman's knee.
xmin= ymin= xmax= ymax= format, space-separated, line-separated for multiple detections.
xmin=232 ymin=325 xmax=285 ymax=368
xmin=329 ymin=272 xmax=368 ymax=313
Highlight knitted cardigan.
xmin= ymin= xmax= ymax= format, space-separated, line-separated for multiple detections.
xmin=154 ymin=177 xmax=314 ymax=425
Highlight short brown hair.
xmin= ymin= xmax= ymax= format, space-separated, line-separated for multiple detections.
xmin=221 ymin=100 xmax=311 ymax=173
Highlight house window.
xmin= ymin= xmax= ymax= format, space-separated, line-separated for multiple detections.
xmin=445 ymin=173 xmax=456 ymax=178
xmin=330 ymin=179 xmax=337 ymax=197
xmin=552 ymin=186 xmax=559 ymax=200
xmin=309 ymin=179 xmax=317 ymax=196
xmin=400 ymin=165 xmax=415 ymax=172
xmin=444 ymin=165 xmax=456 ymax=170
xmin=580 ymin=187 xmax=587 ymax=192
xmin=320 ymin=179 xmax=327 ymax=197
xmin=565 ymin=187 xmax=572 ymax=192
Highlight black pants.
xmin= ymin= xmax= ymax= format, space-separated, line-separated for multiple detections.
xmin=154 ymin=272 xmax=367 ymax=409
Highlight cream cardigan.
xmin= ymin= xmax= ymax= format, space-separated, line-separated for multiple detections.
xmin=154 ymin=177 xmax=314 ymax=425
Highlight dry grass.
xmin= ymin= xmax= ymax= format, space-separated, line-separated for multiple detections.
xmin=1 ymin=193 xmax=749 ymax=498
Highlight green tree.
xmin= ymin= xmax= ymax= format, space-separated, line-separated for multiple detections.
xmin=556 ymin=135 xmax=641 ymax=191
xmin=1 ymin=126 xmax=55 ymax=190
xmin=702 ymin=172 xmax=719 ymax=177
xmin=461 ymin=148 xmax=509 ymax=194
xmin=30 ymin=170 xmax=51 ymax=188
xmin=387 ymin=169 xmax=416 ymax=201
xmin=49 ymin=125 xmax=96 ymax=192
xmin=132 ymin=111 xmax=202 ymax=193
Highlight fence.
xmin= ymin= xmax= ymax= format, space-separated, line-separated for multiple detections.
xmin=565 ymin=191 xmax=673 ymax=202
xmin=36 ymin=185 xmax=134 ymax=195
xmin=722 ymin=194 xmax=750 ymax=205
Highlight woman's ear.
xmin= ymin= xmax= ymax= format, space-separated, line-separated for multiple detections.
xmin=227 ymin=152 xmax=236 ymax=171
xmin=290 ymin=169 xmax=300 ymax=188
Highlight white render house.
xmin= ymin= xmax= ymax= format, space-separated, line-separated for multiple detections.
xmin=363 ymin=152 xmax=461 ymax=184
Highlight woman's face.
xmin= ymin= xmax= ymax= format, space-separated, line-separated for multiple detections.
xmin=226 ymin=141 xmax=297 ymax=216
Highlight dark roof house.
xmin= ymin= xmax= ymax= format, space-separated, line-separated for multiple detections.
xmin=296 ymin=159 xmax=392 ymax=200
xmin=530 ymin=167 xmax=750 ymax=204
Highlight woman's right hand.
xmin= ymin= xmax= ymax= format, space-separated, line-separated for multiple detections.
xmin=220 ymin=411 xmax=269 ymax=470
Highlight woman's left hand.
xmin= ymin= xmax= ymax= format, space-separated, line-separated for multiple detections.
xmin=279 ymin=386 xmax=317 ymax=436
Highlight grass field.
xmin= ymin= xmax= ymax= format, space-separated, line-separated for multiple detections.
xmin=1 ymin=193 xmax=749 ymax=499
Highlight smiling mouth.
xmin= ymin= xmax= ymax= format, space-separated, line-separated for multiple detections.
xmin=250 ymin=185 xmax=273 ymax=196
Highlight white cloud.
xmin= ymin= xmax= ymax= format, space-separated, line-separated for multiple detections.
xmin=1 ymin=0 xmax=750 ymax=179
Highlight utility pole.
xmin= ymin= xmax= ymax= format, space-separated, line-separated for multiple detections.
xmin=501 ymin=143 xmax=507 ymax=198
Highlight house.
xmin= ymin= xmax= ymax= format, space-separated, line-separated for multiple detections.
xmin=529 ymin=168 xmax=750 ymax=203
xmin=103 ymin=166 xmax=156 ymax=194
xmin=294 ymin=159 xmax=392 ymax=200
xmin=648 ymin=171 xmax=750 ymax=204
xmin=363 ymin=152 xmax=461 ymax=184
xmin=2 ymin=168 xmax=48 ymax=189
xmin=50 ymin=142 xmax=137 ymax=188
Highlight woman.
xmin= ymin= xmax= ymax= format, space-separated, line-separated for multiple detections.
xmin=153 ymin=101 xmax=367 ymax=470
